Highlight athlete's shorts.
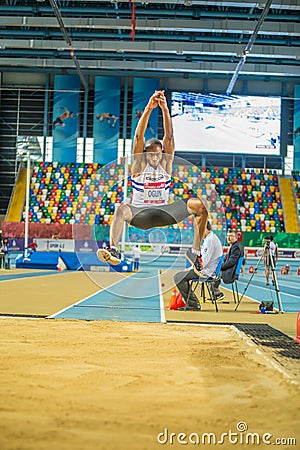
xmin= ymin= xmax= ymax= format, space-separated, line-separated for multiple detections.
xmin=129 ymin=198 xmax=189 ymax=230
xmin=265 ymin=254 xmax=276 ymax=268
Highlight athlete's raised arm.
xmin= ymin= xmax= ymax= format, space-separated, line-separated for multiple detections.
xmin=159 ymin=92 xmax=174 ymax=157
xmin=132 ymin=91 xmax=163 ymax=155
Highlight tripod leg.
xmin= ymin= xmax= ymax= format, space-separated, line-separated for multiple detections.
xmin=234 ymin=281 xmax=243 ymax=311
xmin=269 ymin=254 xmax=284 ymax=313
xmin=232 ymin=282 xmax=237 ymax=304
xmin=234 ymin=251 xmax=264 ymax=311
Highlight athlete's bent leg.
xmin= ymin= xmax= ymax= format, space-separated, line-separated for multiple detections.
xmin=184 ymin=197 xmax=209 ymax=275
xmin=187 ymin=197 xmax=209 ymax=251
xmin=110 ymin=203 xmax=133 ymax=247
xmin=97 ymin=204 xmax=132 ymax=265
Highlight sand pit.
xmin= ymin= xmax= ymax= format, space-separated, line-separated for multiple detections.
xmin=0 ymin=318 xmax=299 ymax=450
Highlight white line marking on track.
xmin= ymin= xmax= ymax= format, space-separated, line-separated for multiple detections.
xmin=157 ymin=270 xmax=166 ymax=323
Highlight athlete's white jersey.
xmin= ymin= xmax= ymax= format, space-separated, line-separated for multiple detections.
xmin=131 ymin=163 xmax=171 ymax=207
xmin=269 ymin=241 xmax=277 ymax=256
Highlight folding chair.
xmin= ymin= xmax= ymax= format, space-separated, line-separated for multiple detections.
xmin=186 ymin=255 xmax=224 ymax=313
xmin=232 ymin=256 xmax=245 ymax=306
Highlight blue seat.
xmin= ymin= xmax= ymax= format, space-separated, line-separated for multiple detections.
xmin=186 ymin=254 xmax=225 ymax=313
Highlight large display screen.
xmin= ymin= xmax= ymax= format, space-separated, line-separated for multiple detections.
xmin=171 ymin=92 xmax=281 ymax=155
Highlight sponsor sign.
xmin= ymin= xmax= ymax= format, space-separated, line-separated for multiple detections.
xmin=75 ymin=240 xmax=99 ymax=253
xmin=36 ymin=239 xmax=75 ymax=252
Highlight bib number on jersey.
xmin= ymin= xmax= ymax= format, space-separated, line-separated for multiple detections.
xmin=144 ymin=181 xmax=168 ymax=204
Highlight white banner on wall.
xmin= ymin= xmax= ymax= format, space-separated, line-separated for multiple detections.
xmin=36 ymin=239 xmax=75 ymax=252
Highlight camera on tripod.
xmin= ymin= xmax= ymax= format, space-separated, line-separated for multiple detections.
xmin=264 ymin=236 xmax=271 ymax=250
xmin=235 ymin=234 xmax=284 ymax=313
xmin=259 ymin=300 xmax=274 ymax=313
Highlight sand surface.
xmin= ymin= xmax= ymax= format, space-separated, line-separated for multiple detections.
xmin=0 ymin=318 xmax=299 ymax=450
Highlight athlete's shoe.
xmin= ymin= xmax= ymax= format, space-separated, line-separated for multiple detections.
xmin=206 ymin=292 xmax=225 ymax=302
xmin=178 ymin=299 xmax=201 ymax=311
xmin=214 ymin=292 xmax=225 ymax=301
xmin=185 ymin=248 xmax=202 ymax=276
xmin=97 ymin=247 xmax=121 ymax=265
xmin=185 ymin=304 xmax=201 ymax=311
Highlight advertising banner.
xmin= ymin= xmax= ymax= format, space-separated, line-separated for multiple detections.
xmin=9 ymin=239 xmax=25 ymax=252
xmin=52 ymin=75 xmax=80 ymax=162
xmin=294 ymin=85 xmax=300 ymax=170
xmin=93 ymin=76 xmax=120 ymax=164
xmin=36 ymin=239 xmax=75 ymax=252
xmin=75 ymin=240 xmax=99 ymax=253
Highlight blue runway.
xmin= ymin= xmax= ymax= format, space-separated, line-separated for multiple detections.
xmin=235 ymin=274 xmax=300 ymax=312
xmin=50 ymin=269 xmax=165 ymax=323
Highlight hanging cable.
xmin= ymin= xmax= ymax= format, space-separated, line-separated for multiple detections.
xmin=226 ymin=0 xmax=273 ymax=95
xmin=49 ymin=0 xmax=87 ymax=90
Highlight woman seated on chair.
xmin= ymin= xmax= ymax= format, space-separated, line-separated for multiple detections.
xmin=173 ymin=221 xmax=224 ymax=311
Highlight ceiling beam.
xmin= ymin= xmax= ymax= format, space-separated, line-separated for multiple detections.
xmin=1 ymin=56 xmax=299 ymax=77
xmin=0 ymin=38 xmax=298 ymax=60
xmin=1 ymin=17 xmax=299 ymax=36
xmin=1 ymin=6 xmax=298 ymax=21
xmin=68 ymin=0 xmax=300 ymax=9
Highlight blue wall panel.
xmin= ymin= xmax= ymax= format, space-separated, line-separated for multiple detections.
xmin=131 ymin=78 xmax=160 ymax=142
xmin=294 ymin=85 xmax=300 ymax=171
